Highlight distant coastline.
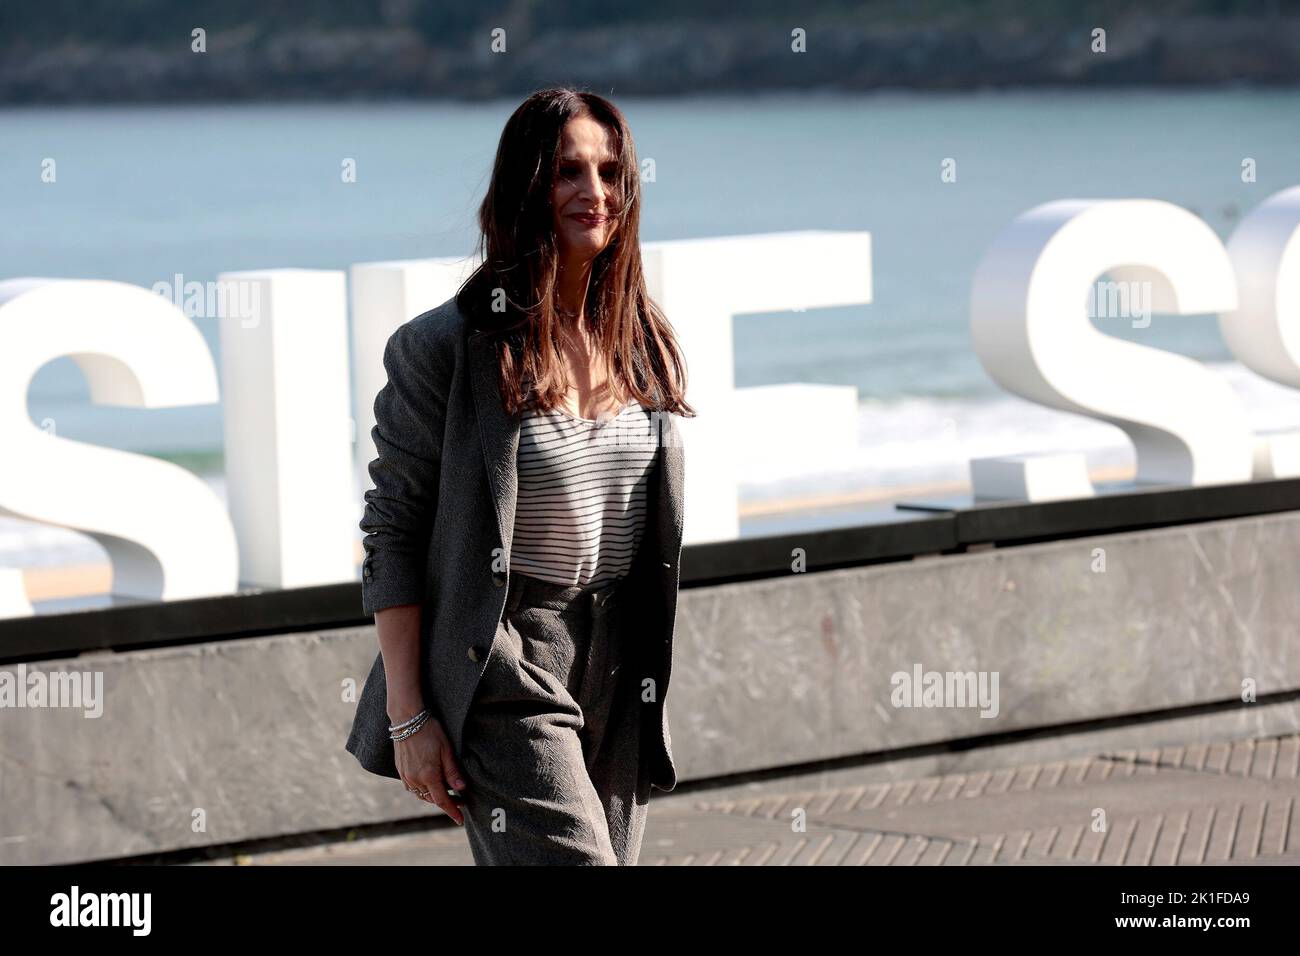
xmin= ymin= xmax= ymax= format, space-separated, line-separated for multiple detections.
xmin=3 ymin=10 xmax=1299 ymax=105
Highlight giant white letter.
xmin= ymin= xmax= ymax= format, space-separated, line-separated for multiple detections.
xmin=969 ymin=199 xmax=1249 ymax=499
xmin=0 ymin=279 xmax=238 ymax=616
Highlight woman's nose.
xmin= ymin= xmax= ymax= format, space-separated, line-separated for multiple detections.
xmin=578 ymin=168 xmax=606 ymax=203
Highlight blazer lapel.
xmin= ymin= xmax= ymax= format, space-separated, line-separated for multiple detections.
xmin=656 ymin=414 xmax=685 ymax=564
xmin=469 ymin=328 xmax=521 ymax=560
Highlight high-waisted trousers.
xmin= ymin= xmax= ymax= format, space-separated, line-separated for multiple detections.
xmin=459 ymin=570 xmax=651 ymax=865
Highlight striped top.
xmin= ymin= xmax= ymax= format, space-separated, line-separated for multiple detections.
xmin=510 ymin=399 xmax=659 ymax=587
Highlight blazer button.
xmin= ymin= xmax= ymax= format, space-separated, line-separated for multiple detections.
xmin=492 ymin=570 xmax=507 ymax=587
xmin=467 ymin=646 xmax=480 ymax=663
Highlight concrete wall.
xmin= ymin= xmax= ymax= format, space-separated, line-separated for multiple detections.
xmin=3 ymin=509 xmax=1297 ymax=864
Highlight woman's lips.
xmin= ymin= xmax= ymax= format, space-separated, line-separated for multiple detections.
xmin=570 ymin=214 xmax=608 ymax=227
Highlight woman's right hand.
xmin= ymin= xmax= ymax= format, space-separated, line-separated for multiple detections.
xmin=395 ymin=715 xmax=468 ymax=825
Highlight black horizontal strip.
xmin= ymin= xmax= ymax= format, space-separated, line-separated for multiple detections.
xmin=520 ymin=417 xmax=655 ymax=440
xmin=519 ymin=425 xmax=657 ymax=449
xmin=512 ymin=508 xmax=647 ymax=530
xmin=509 ymin=538 xmax=643 ymax=559
xmin=518 ymin=445 xmax=657 ymax=467
xmin=513 ymin=504 xmax=647 ymax=526
xmin=516 ymin=482 xmax=648 ymax=498
xmin=519 ymin=445 xmax=655 ymax=463
xmin=517 ymin=443 xmax=659 ymax=471
xmin=513 ymin=498 xmax=648 ymax=518
xmin=513 ymin=510 xmax=648 ymax=533
xmin=518 ymin=455 xmax=655 ymax=476
xmin=514 ymin=481 xmax=650 ymax=504
xmin=510 ymin=541 xmax=643 ymax=562
xmin=517 ymin=469 xmax=654 ymax=492
xmin=520 ymin=418 xmax=657 ymax=451
xmin=513 ymin=530 xmax=643 ymax=548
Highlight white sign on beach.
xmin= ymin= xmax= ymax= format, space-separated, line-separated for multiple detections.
xmin=2 ymin=186 xmax=1300 ymax=617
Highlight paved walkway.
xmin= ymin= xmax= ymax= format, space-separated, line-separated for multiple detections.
xmin=215 ymin=731 xmax=1300 ymax=866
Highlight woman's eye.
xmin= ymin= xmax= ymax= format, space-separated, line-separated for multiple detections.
xmin=557 ymin=165 xmax=617 ymax=181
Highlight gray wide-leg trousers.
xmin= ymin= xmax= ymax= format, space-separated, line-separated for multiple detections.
xmin=459 ymin=570 xmax=651 ymax=865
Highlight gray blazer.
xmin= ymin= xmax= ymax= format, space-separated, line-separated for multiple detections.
xmin=344 ymin=294 xmax=685 ymax=793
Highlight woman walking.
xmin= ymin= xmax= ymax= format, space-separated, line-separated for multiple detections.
xmin=345 ymin=87 xmax=694 ymax=865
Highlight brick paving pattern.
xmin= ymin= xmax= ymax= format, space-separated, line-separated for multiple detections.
xmin=215 ymin=732 xmax=1300 ymax=866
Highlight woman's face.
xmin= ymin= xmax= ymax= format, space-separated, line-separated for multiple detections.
xmin=550 ymin=115 xmax=620 ymax=265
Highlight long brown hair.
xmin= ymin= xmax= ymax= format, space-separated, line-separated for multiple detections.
xmin=455 ymin=86 xmax=695 ymax=420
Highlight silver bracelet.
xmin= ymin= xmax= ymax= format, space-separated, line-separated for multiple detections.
xmin=388 ymin=708 xmax=428 ymax=733
xmin=390 ymin=717 xmax=426 ymax=738
xmin=390 ymin=712 xmax=430 ymax=741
